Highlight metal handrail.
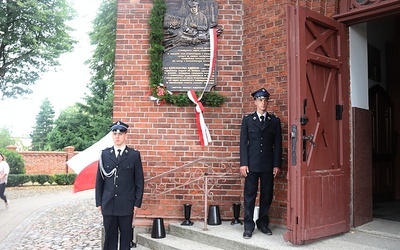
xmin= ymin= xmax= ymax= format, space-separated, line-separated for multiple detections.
xmin=143 ymin=157 xmax=242 ymax=230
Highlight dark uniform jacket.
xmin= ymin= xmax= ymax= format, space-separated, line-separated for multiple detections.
xmin=240 ymin=112 xmax=282 ymax=172
xmin=95 ymin=146 xmax=144 ymax=216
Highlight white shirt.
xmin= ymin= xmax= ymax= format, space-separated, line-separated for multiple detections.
xmin=257 ymin=112 xmax=266 ymax=122
xmin=114 ymin=146 xmax=126 ymax=158
xmin=0 ymin=161 xmax=10 ymax=184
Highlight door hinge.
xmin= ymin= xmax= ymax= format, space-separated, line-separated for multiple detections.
xmin=301 ymin=99 xmax=308 ymax=125
xmin=336 ymin=104 xmax=343 ymax=120
xmin=291 ymin=125 xmax=297 ymax=166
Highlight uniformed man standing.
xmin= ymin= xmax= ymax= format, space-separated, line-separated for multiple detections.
xmin=239 ymin=88 xmax=282 ymax=239
xmin=95 ymin=121 xmax=144 ymax=250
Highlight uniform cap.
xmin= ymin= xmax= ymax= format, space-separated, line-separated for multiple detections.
xmin=251 ymin=88 xmax=270 ymax=99
xmin=110 ymin=120 xmax=129 ymax=132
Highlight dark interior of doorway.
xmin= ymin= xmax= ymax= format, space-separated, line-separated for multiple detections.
xmin=373 ymin=200 xmax=400 ymax=222
xmin=368 ymin=15 xmax=400 ymax=223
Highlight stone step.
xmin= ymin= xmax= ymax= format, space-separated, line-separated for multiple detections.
xmin=168 ymin=222 xmax=275 ymax=250
xmin=136 ymin=221 xmax=288 ymax=250
xmin=137 ymin=233 xmax=223 ymax=250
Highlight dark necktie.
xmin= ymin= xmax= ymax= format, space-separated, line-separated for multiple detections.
xmin=260 ymin=115 xmax=265 ymax=126
xmin=117 ymin=149 xmax=121 ymax=161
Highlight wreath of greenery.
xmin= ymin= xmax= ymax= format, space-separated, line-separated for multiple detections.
xmin=148 ymin=0 xmax=225 ymax=107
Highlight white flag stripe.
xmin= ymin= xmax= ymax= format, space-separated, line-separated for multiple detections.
xmin=66 ymin=132 xmax=113 ymax=174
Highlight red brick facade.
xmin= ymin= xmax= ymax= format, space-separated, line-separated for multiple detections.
xmin=114 ymin=0 xmax=338 ymax=225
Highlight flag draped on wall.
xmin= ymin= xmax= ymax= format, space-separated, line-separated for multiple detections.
xmin=187 ymin=28 xmax=217 ymax=146
xmin=187 ymin=89 xmax=212 ymax=146
xmin=66 ymin=132 xmax=113 ymax=193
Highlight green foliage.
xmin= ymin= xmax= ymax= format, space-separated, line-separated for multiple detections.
xmin=0 ymin=127 xmax=16 ymax=148
xmin=31 ymin=98 xmax=55 ymax=151
xmin=164 ymin=91 xmax=225 ymax=107
xmin=165 ymin=92 xmax=191 ymax=107
xmin=54 ymin=173 xmax=76 ymax=185
xmin=81 ymin=0 xmax=115 ymax=141
xmin=32 ymin=174 xmax=54 ymax=185
xmin=148 ymin=0 xmax=225 ymax=107
xmin=56 ymin=0 xmax=116 ymax=148
xmin=201 ymin=91 xmax=226 ymax=107
xmin=46 ymin=105 xmax=93 ymax=151
xmin=149 ymin=0 xmax=167 ymax=89
xmin=7 ymin=174 xmax=69 ymax=186
xmin=38 ymin=0 xmax=115 ymax=151
xmin=0 ymin=0 xmax=76 ymax=99
xmin=7 ymin=174 xmax=30 ymax=186
xmin=0 ymin=148 xmax=25 ymax=174
xmin=48 ymin=175 xmax=56 ymax=185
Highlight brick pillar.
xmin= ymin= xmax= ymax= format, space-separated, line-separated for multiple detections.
xmin=64 ymin=146 xmax=75 ymax=173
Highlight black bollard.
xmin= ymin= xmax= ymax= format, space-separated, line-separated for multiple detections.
xmin=181 ymin=204 xmax=194 ymax=226
xmin=231 ymin=203 xmax=243 ymax=225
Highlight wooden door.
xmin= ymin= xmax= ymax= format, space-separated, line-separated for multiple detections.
xmin=369 ymin=85 xmax=395 ymax=202
xmin=285 ymin=6 xmax=351 ymax=244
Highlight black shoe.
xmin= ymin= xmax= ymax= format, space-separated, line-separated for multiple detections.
xmin=243 ymin=230 xmax=252 ymax=239
xmin=258 ymin=226 xmax=272 ymax=235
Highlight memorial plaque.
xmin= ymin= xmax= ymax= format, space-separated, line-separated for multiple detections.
xmin=162 ymin=0 xmax=219 ymax=92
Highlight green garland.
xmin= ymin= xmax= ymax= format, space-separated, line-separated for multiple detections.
xmin=148 ymin=0 xmax=225 ymax=107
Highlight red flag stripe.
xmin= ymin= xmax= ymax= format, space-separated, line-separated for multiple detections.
xmin=66 ymin=132 xmax=113 ymax=193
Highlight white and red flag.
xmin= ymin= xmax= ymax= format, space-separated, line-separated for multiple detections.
xmin=66 ymin=132 xmax=113 ymax=193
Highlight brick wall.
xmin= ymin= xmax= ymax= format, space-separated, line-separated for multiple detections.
xmin=115 ymin=0 xmax=338 ymax=225
xmin=115 ymin=0 xmax=245 ymax=223
xmin=6 ymin=145 xmax=77 ymax=175
xmin=242 ymin=0 xmax=291 ymax=226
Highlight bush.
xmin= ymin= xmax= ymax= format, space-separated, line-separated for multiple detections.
xmin=7 ymin=174 xmax=30 ymax=187
xmin=54 ymin=173 xmax=77 ymax=185
xmin=48 ymin=175 xmax=56 ymax=185
xmin=29 ymin=174 xmax=38 ymax=184
xmin=8 ymin=173 xmax=74 ymax=186
xmin=35 ymin=174 xmax=53 ymax=185
xmin=0 ymin=148 xmax=25 ymax=174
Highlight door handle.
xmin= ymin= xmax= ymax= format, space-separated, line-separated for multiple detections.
xmin=302 ymin=134 xmax=316 ymax=147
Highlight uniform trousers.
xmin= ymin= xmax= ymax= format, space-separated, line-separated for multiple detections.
xmin=243 ymin=171 xmax=274 ymax=231
xmin=103 ymin=214 xmax=132 ymax=250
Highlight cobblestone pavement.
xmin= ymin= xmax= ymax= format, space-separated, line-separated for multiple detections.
xmin=14 ymin=198 xmax=102 ymax=250
xmin=0 ymin=186 xmax=102 ymax=250
xmin=0 ymin=185 xmax=152 ymax=250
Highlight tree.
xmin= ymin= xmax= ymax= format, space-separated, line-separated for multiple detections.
xmin=31 ymin=98 xmax=55 ymax=150
xmin=0 ymin=148 xmax=25 ymax=174
xmin=0 ymin=127 xmax=16 ymax=148
xmin=0 ymin=0 xmax=76 ymax=99
xmin=46 ymin=105 xmax=92 ymax=151
xmin=77 ymin=0 xmax=116 ymax=142
xmin=37 ymin=0 xmax=116 ymax=150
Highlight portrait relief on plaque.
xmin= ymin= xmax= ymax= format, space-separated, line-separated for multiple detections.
xmin=162 ymin=0 xmax=222 ymax=92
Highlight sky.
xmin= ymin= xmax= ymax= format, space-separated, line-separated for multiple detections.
xmin=0 ymin=0 xmax=101 ymax=138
